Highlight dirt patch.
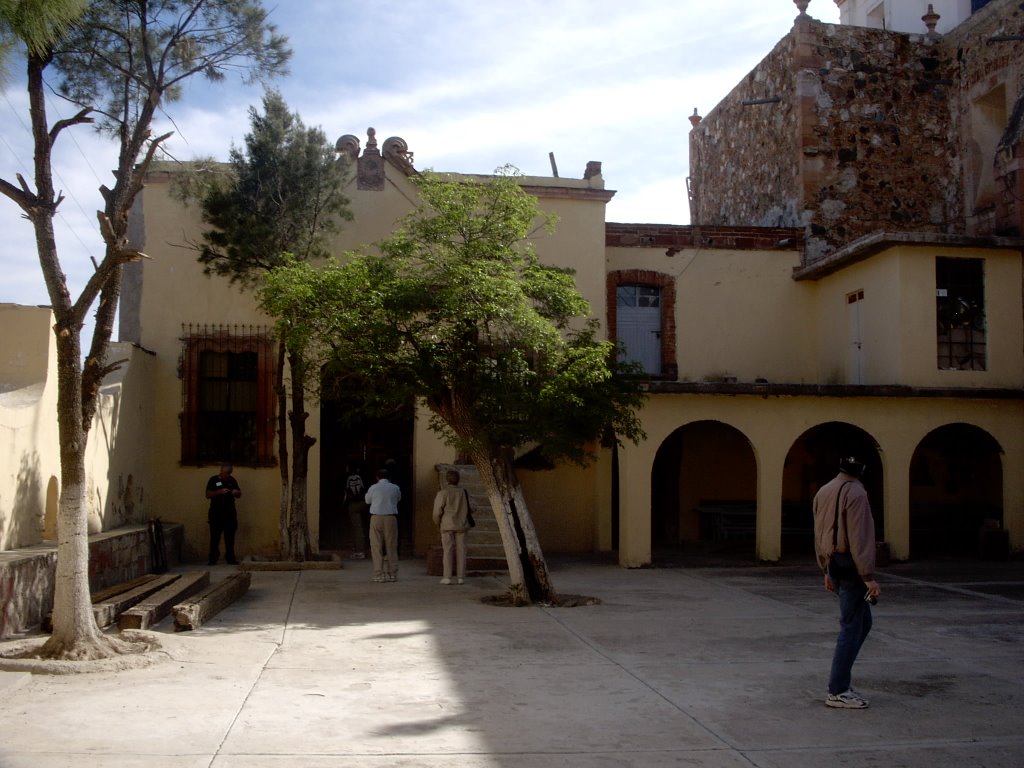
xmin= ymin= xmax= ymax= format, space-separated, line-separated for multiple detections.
xmin=0 ymin=630 xmax=169 ymax=675
xmin=243 ymin=554 xmax=342 ymax=570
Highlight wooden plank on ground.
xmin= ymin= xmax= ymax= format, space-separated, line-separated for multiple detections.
xmin=41 ymin=574 xmax=165 ymax=633
xmin=172 ymin=571 xmax=251 ymax=632
xmin=117 ymin=571 xmax=211 ymax=630
xmin=91 ymin=574 xmax=165 ymax=604
xmin=92 ymin=573 xmax=181 ymax=628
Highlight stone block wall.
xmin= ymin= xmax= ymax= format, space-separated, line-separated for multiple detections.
xmin=688 ymin=34 xmax=801 ymax=233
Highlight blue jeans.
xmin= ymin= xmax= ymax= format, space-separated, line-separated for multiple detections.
xmin=829 ymin=575 xmax=873 ymax=694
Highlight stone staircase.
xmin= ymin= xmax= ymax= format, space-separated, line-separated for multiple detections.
xmin=426 ymin=463 xmax=508 ymax=575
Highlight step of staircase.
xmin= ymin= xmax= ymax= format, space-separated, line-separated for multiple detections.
xmin=427 ymin=463 xmax=508 ymax=576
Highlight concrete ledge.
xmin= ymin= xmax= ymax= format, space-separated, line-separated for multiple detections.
xmin=0 ymin=522 xmax=183 ymax=639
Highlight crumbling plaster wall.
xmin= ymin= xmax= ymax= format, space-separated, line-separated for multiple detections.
xmin=947 ymin=0 xmax=1024 ymax=236
xmin=691 ymin=17 xmax=960 ymax=262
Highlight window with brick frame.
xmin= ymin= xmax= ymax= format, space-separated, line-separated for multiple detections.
xmin=607 ymin=270 xmax=677 ymax=378
xmin=179 ymin=325 xmax=277 ymax=466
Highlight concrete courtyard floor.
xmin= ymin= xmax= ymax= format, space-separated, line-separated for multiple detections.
xmin=0 ymin=555 xmax=1022 ymax=767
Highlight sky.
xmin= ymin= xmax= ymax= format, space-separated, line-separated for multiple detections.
xmin=0 ymin=0 xmax=840 ymax=315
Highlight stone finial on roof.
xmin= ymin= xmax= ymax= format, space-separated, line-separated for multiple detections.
xmin=365 ymin=127 xmax=379 ymax=154
xmin=335 ymin=134 xmax=360 ymax=161
xmin=383 ymin=136 xmax=416 ymax=175
xmin=583 ymin=161 xmax=602 ymax=180
xmin=689 ymin=108 xmax=703 ymax=128
xmin=922 ymin=4 xmax=941 ymax=38
xmin=794 ymin=0 xmax=810 ymax=18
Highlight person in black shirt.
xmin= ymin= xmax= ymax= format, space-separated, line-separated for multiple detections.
xmin=206 ymin=464 xmax=242 ymax=565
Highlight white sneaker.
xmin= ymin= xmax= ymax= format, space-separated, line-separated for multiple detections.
xmin=826 ymin=690 xmax=869 ymax=709
xmin=440 ymin=578 xmax=452 ymax=585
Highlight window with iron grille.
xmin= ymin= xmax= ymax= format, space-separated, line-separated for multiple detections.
xmin=180 ymin=325 xmax=276 ymax=466
xmin=936 ymin=258 xmax=986 ymax=372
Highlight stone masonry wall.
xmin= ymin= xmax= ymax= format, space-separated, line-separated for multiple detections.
xmin=691 ymin=17 xmax=960 ymax=262
xmin=688 ymin=34 xmax=801 ymax=231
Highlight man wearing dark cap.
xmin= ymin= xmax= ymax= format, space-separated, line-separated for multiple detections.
xmin=813 ymin=456 xmax=882 ymax=708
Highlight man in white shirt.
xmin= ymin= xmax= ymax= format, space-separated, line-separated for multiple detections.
xmin=365 ymin=468 xmax=402 ymax=582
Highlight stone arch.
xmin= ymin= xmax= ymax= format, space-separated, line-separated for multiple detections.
xmin=909 ymin=423 xmax=1003 ymax=558
xmin=651 ymin=419 xmax=756 ymax=561
xmin=783 ymin=421 xmax=884 ymax=557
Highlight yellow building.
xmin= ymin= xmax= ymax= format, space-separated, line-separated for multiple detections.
xmin=2 ymin=1 xmax=1021 ymax=587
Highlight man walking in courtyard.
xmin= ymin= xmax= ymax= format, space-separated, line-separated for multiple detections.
xmin=365 ymin=467 xmax=401 ymax=582
xmin=813 ymin=456 xmax=882 ymax=709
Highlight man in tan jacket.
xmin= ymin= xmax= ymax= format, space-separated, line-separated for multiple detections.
xmin=812 ymin=456 xmax=882 ymax=709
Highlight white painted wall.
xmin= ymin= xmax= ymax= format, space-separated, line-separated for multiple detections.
xmin=835 ymin=0 xmax=972 ymax=34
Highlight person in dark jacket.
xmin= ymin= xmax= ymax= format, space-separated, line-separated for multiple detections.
xmin=206 ymin=464 xmax=241 ymax=565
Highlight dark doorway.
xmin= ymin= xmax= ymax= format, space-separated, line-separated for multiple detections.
xmin=319 ymin=392 xmax=414 ymax=553
xmin=910 ymin=423 xmax=1003 ymax=558
xmin=783 ymin=422 xmax=883 ymax=558
xmin=652 ymin=420 xmax=757 ymax=562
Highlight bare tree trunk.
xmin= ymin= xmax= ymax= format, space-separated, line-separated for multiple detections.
xmin=40 ymin=259 xmax=123 ymax=659
xmin=471 ymin=447 xmax=557 ymax=605
xmin=285 ymin=348 xmax=316 ymax=561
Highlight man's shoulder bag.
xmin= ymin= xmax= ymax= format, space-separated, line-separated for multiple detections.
xmin=826 ymin=481 xmax=859 ymax=582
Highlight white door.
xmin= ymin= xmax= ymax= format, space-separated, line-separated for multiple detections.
xmin=617 ymin=285 xmax=661 ymax=374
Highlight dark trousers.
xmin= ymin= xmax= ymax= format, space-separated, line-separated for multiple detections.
xmin=829 ymin=575 xmax=873 ymax=694
xmin=208 ymin=512 xmax=238 ymax=564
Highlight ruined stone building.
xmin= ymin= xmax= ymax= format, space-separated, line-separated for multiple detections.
xmin=688 ymin=0 xmax=1022 ymax=259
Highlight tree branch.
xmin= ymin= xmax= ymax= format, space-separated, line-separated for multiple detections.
xmin=0 ymin=177 xmax=36 ymax=212
xmin=49 ymin=107 xmax=95 ymax=145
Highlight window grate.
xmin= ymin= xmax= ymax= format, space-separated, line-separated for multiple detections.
xmin=179 ymin=324 xmax=277 ymax=466
xmin=936 ymin=258 xmax=986 ymax=372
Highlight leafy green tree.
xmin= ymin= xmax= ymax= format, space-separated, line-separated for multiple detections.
xmin=0 ymin=0 xmax=289 ymax=660
xmin=178 ymin=90 xmax=350 ymax=562
xmin=261 ymin=168 xmax=646 ymax=604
